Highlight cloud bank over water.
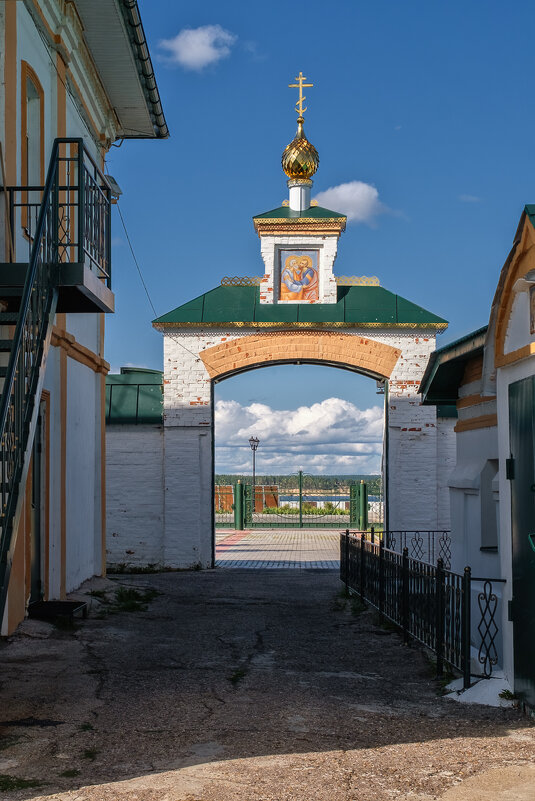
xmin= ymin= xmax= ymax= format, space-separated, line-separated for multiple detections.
xmin=215 ymin=397 xmax=384 ymax=474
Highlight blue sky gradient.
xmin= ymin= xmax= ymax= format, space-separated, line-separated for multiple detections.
xmin=104 ymin=0 xmax=535 ymax=472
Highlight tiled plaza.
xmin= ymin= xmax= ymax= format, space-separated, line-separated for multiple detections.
xmin=215 ymin=528 xmax=340 ymax=569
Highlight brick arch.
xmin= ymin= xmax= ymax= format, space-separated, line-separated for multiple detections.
xmin=200 ymin=331 xmax=401 ymax=380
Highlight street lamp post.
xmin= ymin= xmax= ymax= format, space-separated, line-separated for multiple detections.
xmin=249 ymin=436 xmax=259 ymax=513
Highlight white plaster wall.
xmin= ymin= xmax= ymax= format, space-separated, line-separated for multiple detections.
xmin=64 ymin=359 xmax=100 ymax=591
xmin=106 ymin=426 xmax=164 ymax=568
xmin=504 ymin=290 xmax=533 ymax=355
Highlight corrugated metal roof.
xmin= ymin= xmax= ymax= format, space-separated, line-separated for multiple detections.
xmin=152 ymin=285 xmax=448 ymax=328
xmin=74 ymin=0 xmax=168 ymax=139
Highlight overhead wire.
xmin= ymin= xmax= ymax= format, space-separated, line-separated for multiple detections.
xmin=115 ymin=202 xmax=217 ymax=368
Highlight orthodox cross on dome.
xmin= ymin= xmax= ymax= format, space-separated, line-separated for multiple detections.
xmin=289 ymin=72 xmax=313 ymax=119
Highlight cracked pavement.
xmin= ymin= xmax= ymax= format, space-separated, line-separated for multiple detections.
xmin=0 ymin=568 xmax=534 ymax=800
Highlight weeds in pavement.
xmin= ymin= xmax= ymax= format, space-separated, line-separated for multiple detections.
xmin=229 ymin=668 xmax=247 ymax=686
xmin=0 ymin=775 xmax=42 ymax=791
xmin=498 ymin=689 xmax=518 ymax=701
xmin=79 ymin=722 xmax=93 ymax=731
xmin=108 ymin=564 xmax=162 ymax=574
xmin=331 ymin=597 xmax=347 ymax=611
xmin=111 ymin=587 xmax=158 ymax=612
xmin=351 ymin=597 xmax=367 ymax=616
xmin=59 ymin=769 xmax=80 ymax=778
xmin=82 ymin=749 xmax=99 ymax=761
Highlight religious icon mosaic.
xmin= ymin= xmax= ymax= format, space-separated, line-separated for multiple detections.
xmin=279 ymin=249 xmax=319 ymax=301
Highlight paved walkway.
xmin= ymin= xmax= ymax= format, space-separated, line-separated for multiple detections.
xmin=215 ymin=528 xmax=340 ymax=569
xmin=1 ymin=571 xmax=534 ymax=801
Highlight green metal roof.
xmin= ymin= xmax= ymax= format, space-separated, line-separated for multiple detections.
xmin=253 ymin=205 xmax=346 ymax=220
xmin=419 ymin=326 xmax=488 ymax=405
xmin=153 ymin=285 xmax=448 ymax=328
xmin=106 ymin=367 xmax=163 ymax=424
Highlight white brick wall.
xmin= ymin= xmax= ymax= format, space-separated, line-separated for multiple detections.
xmin=106 ymin=425 xmax=165 ymax=568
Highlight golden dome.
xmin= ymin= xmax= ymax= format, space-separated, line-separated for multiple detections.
xmin=282 ymin=116 xmax=319 ymax=180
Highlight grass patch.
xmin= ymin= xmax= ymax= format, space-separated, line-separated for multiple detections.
xmin=87 ymin=589 xmax=108 ymax=600
xmin=499 ymin=688 xmax=518 ymax=701
xmin=109 ymin=587 xmax=158 ymax=613
xmin=59 ymin=768 xmax=80 ymax=778
xmin=79 ymin=722 xmax=93 ymax=731
xmin=228 ymin=668 xmax=247 ymax=686
xmin=0 ymin=775 xmax=42 ymax=791
xmin=82 ymin=748 xmax=98 ymax=761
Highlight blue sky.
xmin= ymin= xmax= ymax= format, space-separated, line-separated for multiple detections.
xmin=105 ymin=0 xmax=535 ymax=474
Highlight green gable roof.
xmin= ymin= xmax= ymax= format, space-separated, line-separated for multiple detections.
xmin=253 ymin=205 xmax=346 ymax=220
xmin=419 ymin=326 xmax=487 ymax=404
xmin=153 ymin=285 xmax=448 ymax=328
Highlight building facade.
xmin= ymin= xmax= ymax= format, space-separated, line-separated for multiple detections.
xmin=421 ymin=206 xmax=535 ymax=708
xmin=0 ymin=0 xmax=167 ymax=634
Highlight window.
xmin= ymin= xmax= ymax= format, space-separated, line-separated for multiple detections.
xmin=21 ymin=62 xmax=44 ymax=233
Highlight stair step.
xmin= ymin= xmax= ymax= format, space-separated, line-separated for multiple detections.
xmin=0 ymin=313 xmax=19 ymax=323
xmin=0 ymin=340 xmax=13 ymax=352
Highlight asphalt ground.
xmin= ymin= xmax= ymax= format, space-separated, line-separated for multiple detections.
xmin=0 ymin=540 xmax=533 ymax=801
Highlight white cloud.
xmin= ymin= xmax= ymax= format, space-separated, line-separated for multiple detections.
xmin=459 ymin=194 xmax=481 ymax=203
xmin=159 ymin=25 xmax=237 ymax=71
xmin=314 ymin=180 xmax=387 ymax=225
xmin=215 ymin=397 xmax=384 ymax=474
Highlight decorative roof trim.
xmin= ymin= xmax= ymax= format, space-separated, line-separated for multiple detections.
xmin=254 ymin=217 xmax=346 ymax=237
xmin=153 ymin=320 xmax=449 ymax=331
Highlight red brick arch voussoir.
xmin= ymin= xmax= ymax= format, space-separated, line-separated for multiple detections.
xmin=199 ymin=331 xmax=401 ymax=380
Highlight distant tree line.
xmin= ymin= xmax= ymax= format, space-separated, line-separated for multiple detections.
xmin=215 ymin=474 xmax=382 ymax=495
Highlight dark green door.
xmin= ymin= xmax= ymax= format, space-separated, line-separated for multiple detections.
xmin=509 ymin=377 xmax=535 ymax=707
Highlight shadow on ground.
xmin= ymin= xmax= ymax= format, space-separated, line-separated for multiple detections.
xmin=0 ymin=570 xmax=533 ymax=801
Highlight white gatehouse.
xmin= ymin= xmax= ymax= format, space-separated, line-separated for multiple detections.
xmin=145 ymin=82 xmax=453 ymax=569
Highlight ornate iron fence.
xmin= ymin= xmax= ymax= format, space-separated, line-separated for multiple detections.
xmin=385 ymin=530 xmax=452 ymax=568
xmin=340 ymin=531 xmax=503 ymax=687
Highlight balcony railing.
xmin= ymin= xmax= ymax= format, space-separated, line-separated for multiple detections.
xmin=3 ymin=139 xmax=111 ymax=285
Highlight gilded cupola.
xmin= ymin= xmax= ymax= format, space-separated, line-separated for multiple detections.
xmin=282 ymin=116 xmax=319 ymax=181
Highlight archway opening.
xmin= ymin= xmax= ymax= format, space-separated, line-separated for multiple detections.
xmin=213 ymin=362 xmax=386 ymax=568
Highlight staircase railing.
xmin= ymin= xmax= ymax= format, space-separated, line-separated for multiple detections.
xmin=0 ymin=138 xmax=110 ymax=618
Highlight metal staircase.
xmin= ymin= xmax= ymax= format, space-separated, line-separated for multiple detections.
xmin=0 ymin=138 xmax=113 ymax=622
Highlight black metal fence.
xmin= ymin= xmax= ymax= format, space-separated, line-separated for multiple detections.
xmin=385 ymin=530 xmax=452 ymax=568
xmin=340 ymin=532 xmax=503 ymax=688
